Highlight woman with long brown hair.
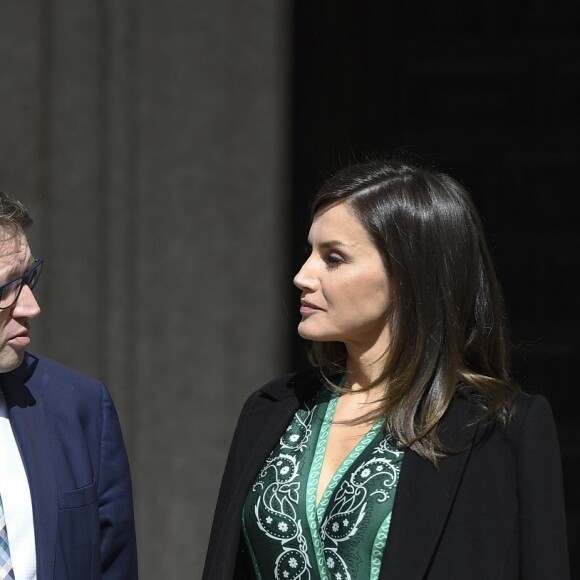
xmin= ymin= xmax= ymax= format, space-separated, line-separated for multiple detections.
xmin=204 ymin=159 xmax=569 ymax=579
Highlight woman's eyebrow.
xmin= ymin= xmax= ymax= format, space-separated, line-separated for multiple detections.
xmin=317 ymin=239 xmax=351 ymax=249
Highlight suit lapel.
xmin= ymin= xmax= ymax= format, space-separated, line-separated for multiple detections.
xmin=2 ymin=356 xmax=57 ymax=580
xmin=379 ymin=398 xmax=480 ymax=579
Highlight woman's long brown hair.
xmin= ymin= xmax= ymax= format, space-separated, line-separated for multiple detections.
xmin=308 ymin=160 xmax=518 ymax=464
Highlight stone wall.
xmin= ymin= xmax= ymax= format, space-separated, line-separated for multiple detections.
xmin=0 ymin=1 xmax=290 ymax=576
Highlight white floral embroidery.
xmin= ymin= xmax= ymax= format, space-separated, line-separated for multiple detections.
xmin=318 ymin=434 xmax=403 ymax=579
xmin=248 ymin=394 xmax=403 ymax=580
xmin=252 ymin=401 xmax=318 ymax=579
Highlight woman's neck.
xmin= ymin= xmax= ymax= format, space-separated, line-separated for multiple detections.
xmin=345 ymin=351 xmax=386 ymax=392
xmin=335 ymin=354 xmax=385 ymax=422
xmin=343 ymin=331 xmax=390 ymax=391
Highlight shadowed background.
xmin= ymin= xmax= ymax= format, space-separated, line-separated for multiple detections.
xmin=0 ymin=1 xmax=578 ymax=578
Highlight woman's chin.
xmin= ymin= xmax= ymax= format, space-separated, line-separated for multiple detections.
xmin=297 ymin=322 xmax=317 ymax=340
xmin=297 ymin=323 xmax=335 ymax=342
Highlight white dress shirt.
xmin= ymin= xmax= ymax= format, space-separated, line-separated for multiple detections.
xmin=0 ymin=391 xmax=36 ymax=579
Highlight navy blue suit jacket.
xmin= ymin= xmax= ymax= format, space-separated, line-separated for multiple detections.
xmin=203 ymin=370 xmax=570 ymax=579
xmin=1 ymin=353 xmax=138 ymax=580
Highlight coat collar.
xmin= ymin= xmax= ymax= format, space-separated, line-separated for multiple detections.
xmin=236 ymin=370 xmax=319 ymax=500
xmin=2 ymin=353 xmax=57 ymax=580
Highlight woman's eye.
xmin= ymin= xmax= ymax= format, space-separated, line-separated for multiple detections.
xmin=325 ymin=253 xmax=345 ymax=268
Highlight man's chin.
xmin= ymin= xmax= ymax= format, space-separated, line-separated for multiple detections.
xmin=0 ymin=350 xmax=26 ymax=374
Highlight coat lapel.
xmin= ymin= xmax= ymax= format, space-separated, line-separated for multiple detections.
xmin=2 ymin=355 xmax=57 ymax=580
xmin=379 ymin=398 xmax=480 ymax=579
xmin=204 ymin=371 xmax=322 ymax=579
xmin=231 ymin=372 xmax=319 ymax=517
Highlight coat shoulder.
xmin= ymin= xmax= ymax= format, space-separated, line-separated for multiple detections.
xmin=503 ymin=390 xmax=555 ymax=438
xmin=18 ymin=352 xmax=107 ymax=402
xmin=258 ymin=368 xmax=318 ymax=397
xmin=28 ymin=353 xmax=99 ymax=381
xmin=241 ymin=368 xmax=321 ymax=413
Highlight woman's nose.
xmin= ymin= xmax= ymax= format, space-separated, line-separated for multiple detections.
xmin=293 ymin=257 xmax=317 ymax=291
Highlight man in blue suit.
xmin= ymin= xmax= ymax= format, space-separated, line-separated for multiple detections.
xmin=0 ymin=191 xmax=138 ymax=579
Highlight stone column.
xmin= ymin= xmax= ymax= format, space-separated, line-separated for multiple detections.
xmin=0 ymin=0 xmax=290 ymax=576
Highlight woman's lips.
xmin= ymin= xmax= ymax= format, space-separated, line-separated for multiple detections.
xmin=300 ymin=300 xmax=322 ymax=314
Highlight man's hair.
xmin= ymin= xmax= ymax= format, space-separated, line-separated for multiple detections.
xmin=307 ymin=158 xmax=518 ymax=464
xmin=0 ymin=191 xmax=33 ymax=232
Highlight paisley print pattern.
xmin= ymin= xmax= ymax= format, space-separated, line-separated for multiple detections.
xmin=242 ymin=386 xmax=404 ymax=580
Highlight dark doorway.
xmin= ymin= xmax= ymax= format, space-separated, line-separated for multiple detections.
xmin=291 ymin=1 xmax=580 ymax=573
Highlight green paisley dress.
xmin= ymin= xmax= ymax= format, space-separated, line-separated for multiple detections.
xmin=242 ymin=383 xmax=404 ymax=580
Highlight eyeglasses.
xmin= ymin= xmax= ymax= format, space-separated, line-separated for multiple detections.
xmin=0 ymin=257 xmax=44 ymax=309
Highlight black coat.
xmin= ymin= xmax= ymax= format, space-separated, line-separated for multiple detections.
xmin=203 ymin=371 xmax=570 ymax=579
